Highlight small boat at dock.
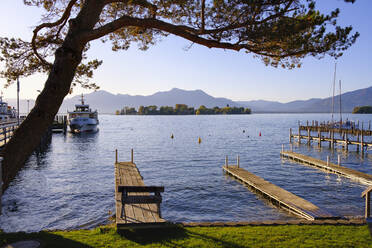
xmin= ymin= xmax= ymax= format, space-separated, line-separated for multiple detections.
xmin=67 ymin=94 xmax=99 ymax=133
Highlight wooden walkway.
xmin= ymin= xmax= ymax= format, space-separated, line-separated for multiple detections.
xmin=115 ymin=160 xmax=166 ymax=229
xmin=291 ymin=134 xmax=372 ymax=149
xmin=223 ymin=165 xmax=338 ymax=220
xmin=280 ymin=151 xmax=372 ymax=185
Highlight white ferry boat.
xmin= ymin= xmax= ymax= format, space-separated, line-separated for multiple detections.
xmin=67 ymin=94 xmax=99 ymax=133
xmin=0 ymin=95 xmax=17 ymax=121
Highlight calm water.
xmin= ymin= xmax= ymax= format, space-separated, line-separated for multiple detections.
xmin=1 ymin=114 xmax=372 ymax=232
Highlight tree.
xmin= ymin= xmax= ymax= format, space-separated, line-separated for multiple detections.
xmin=175 ymin=104 xmax=189 ymax=114
xmin=0 ymin=0 xmax=359 ymax=191
xmin=352 ymin=106 xmax=372 ymax=114
xmin=137 ymin=105 xmax=145 ymax=115
xmin=147 ymin=105 xmax=158 ymax=114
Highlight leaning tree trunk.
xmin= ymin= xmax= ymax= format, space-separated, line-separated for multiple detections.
xmin=1 ymin=47 xmax=81 ymax=191
xmin=1 ymin=0 xmax=105 ymax=192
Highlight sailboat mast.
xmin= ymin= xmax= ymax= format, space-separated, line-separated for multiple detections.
xmin=331 ymin=62 xmax=336 ymax=123
xmin=339 ymin=80 xmax=342 ymax=124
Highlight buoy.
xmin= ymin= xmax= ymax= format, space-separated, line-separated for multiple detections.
xmin=259 ymin=132 xmax=261 ymax=137
xmin=198 ymin=137 xmax=202 ymax=144
xmin=171 ymin=134 xmax=174 ymax=139
xmin=243 ymin=130 xmax=245 ymax=133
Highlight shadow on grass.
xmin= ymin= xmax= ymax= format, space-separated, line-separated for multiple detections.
xmin=0 ymin=231 xmax=93 ymax=248
xmin=185 ymin=229 xmax=246 ymax=248
xmin=118 ymin=225 xmax=245 ymax=248
xmin=117 ymin=224 xmax=188 ymax=246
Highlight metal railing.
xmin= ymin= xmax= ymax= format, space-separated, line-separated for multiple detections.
xmin=0 ymin=121 xmax=20 ymax=147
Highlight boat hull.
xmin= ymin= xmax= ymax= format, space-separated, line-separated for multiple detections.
xmin=68 ymin=117 xmax=99 ymax=133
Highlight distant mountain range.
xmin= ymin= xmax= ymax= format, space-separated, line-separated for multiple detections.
xmin=6 ymin=86 xmax=372 ymax=114
xmin=237 ymin=86 xmax=372 ymax=113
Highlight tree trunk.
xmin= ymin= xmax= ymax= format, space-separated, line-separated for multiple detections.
xmin=1 ymin=48 xmax=80 ymax=191
xmin=1 ymin=0 xmax=105 ymax=192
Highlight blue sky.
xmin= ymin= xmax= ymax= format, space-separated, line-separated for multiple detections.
xmin=0 ymin=0 xmax=371 ymax=102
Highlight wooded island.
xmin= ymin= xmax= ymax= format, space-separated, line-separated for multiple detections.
xmin=116 ymin=104 xmax=251 ymax=115
xmin=352 ymin=106 xmax=372 ymax=114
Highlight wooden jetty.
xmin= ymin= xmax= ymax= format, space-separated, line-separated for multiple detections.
xmin=289 ymin=122 xmax=372 ymax=153
xmin=115 ymin=150 xmax=166 ymax=229
xmin=52 ymin=115 xmax=67 ymax=133
xmin=280 ymin=151 xmax=372 ymax=185
xmin=223 ymin=157 xmax=338 ymax=220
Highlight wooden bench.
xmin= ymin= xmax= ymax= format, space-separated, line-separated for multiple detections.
xmin=118 ymin=186 xmax=164 ymax=222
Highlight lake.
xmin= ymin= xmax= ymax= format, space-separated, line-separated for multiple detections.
xmin=1 ymin=114 xmax=371 ymax=232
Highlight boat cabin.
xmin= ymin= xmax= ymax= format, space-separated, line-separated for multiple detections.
xmin=74 ymin=104 xmax=91 ymax=113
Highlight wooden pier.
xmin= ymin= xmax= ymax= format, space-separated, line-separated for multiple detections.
xmin=115 ymin=150 xmax=166 ymax=229
xmin=280 ymin=151 xmax=372 ymax=185
xmin=223 ymin=162 xmax=338 ymax=220
xmin=52 ymin=115 xmax=67 ymax=133
xmin=289 ymin=122 xmax=372 ymax=153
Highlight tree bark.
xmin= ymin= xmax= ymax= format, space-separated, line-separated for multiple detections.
xmin=1 ymin=0 xmax=105 ymax=192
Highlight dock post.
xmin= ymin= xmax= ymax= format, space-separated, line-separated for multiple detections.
xmin=328 ymin=131 xmax=331 ymax=148
xmin=237 ymin=155 xmax=240 ymax=168
xmin=307 ymin=128 xmax=310 ymax=145
xmin=361 ymin=131 xmax=364 ymax=155
xmin=366 ymin=191 xmax=371 ymax=219
xmin=318 ymin=128 xmax=321 ymax=147
xmin=298 ymin=125 xmax=301 ymax=144
xmin=338 ymin=155 xmax=341 ymax=166
xmin=115 ymin=149 xmax=118 ymax=163
xmin=225 ymin=156 xmax=228 ymax=168
xmin=356 ymin=133 xmax=360 ymax=153
xmin=131 ymin=149 xmax=134 ymax=163
xmin=345 ymin=133 xmax=348 ymax=151
xmin=369 ymin=121 xmax=371 ymax=131
xmin=63 ymin=115 xmax=67 ymax=134
xmin=0 ymin=157 xmax=2 ymax=215
xmin=331 ymin=130 xmax=334 ymax=149
xmin=290 ymin=143 xmax=293 ymax=152
xmin=282 ymin=144 xmax=284 ymax=153
xmin=327 ymin=156 xmax=330 ymax=166
xmin=289 ymin=128 xmax=292 ymax=143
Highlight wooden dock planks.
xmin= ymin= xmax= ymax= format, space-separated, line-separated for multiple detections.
xmin=291 ymin=134 xmax=372 ymax=148
xmin=223 ymin=165 xmax=338 ymax=220
xmin=281 ymin=151 xmax=372 ymax=185
xmin=115 ymin=162 xmax=166 ymax=229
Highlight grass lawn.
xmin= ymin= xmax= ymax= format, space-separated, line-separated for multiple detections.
xmin=1 ymin=224 xmax=371 ymax=248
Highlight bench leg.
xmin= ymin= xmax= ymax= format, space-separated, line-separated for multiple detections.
xmin=157 ymin=203 xmax=161 ymax=218
xmin=121 ymin=203 xmax=126 ymax=223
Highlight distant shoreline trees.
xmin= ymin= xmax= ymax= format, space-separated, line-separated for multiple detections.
xmin=116 ymin=104 xmax=251 ymax=115
xmin=352 ymin=106 xmax=372 ymax=114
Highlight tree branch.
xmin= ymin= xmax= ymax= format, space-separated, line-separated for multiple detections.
xmin=81 ymin=15 xmax=250 ymax=51
xmin=31 ymin=0 xmax=77 ymax=67
xmin=201 ymin=0 xmax=205 ymax=32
